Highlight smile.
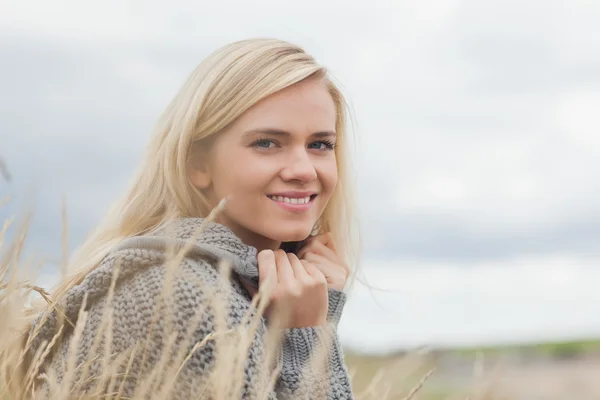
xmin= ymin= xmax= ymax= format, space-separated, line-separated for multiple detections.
xmin=267 ymin=195 xmax=313 ymax=204
xmin=266 ymin=194 xmax=317 ymax=212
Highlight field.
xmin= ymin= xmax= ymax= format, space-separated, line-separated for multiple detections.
xmin=345 ymin=339 xmax=600 ymax=399
xmin=2 ymin=208 xmax=599 ymax=399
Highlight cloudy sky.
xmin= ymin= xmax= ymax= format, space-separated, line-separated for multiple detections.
xmin=2 ymin=0 xmax=600 ymax=351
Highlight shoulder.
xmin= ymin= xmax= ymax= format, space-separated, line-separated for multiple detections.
xmin=108 ymin=249 xmax=256 ymax=341
xmin=28 ymin=244 xmax=245 ymax=370
xmin=108 ymin=245 xmax=248 ymax=303
xmin=88 ymin=239 xmax=255 ymax=328
xmin=107 ymin=246 xmax=223 ymax=293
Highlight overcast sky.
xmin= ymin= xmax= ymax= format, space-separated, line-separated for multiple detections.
xmin=2 ymin=0 xmax=600 ymax=349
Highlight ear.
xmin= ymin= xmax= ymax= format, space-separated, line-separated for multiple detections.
xmin=187 ymin=142 xmax=212 ymax=190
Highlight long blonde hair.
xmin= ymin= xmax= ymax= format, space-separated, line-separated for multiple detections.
xmin=51 ymin=38 xmax=361 ymax=303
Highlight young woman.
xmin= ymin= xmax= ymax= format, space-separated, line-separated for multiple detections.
xmin=25 ymin=38 xmax=361 ymax=399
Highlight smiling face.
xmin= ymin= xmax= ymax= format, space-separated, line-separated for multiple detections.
xmin=188 ymin=77 xmax=339 ymax=251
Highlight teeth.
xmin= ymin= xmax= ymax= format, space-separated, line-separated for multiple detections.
xmin=269 ymin=195 xmax=312 ymax=204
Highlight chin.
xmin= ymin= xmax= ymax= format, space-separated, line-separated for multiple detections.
xmin=270 ymin=224 xmax=313 ymax=242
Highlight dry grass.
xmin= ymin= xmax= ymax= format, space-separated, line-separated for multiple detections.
xmin=1 ymin=205 xmax=403 ymax=400
xmin=1 ymin=205 xmax=597 ymax=399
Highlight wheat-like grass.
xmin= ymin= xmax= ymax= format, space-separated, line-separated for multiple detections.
xmin=3 ymin=199 xmax=596 ymax=399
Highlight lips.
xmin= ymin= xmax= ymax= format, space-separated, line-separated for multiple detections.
xmin=266 ymin=192 xmax=318 ymax=213
xmin=267 ymin=194 xmax=316 ymax=205
xmin=267 ymin=191 xmax=318 ymax=198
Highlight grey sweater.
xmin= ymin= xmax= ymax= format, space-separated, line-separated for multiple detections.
xmin=28 ymin=218 xmax=354 ymax=399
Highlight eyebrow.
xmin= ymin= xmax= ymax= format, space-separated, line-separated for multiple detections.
xmin=243 ymin=128 xmax=337 ymax=139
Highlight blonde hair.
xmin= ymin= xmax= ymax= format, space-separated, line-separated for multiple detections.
xmin=50 ymin=38 xmax=361 ymax=303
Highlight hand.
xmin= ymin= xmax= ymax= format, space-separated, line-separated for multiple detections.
xmin=297 ymin=232 xmax=349 ymax=291
xmin=255 ymin=249 xmax=328 ymax=329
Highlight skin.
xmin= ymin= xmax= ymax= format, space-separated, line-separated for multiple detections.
xmin=188 ymin=77 xmax=348 ymax=327
xmin=297 ymin=232 xmax=349 ymax=291
xmin=189 ymin=77 xmax=338 ymax=252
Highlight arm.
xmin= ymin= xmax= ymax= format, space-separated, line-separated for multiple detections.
xmin=275 ymin=289 xmax=354 ymax=400
xmin=62 ymin=257 xmax=279 ymax=400
xmin=124 ymin=258 xmax=278 ymax=400
xmin=327 ymin=288 xmax=347 ymax=327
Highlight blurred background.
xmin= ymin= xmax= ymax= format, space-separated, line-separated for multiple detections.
xmin=2 ymin=0 xmax=600 ymax=397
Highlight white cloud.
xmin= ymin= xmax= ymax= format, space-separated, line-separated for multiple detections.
xmin=2 ymin=0 xmax=599 ymax=260
xmin=556 ymin=90 xmax=600 ymax=151
xmin=341 ymin=255 xmax=600 ymax=352
xmin=1 ymin=0 xmax=600 ymax=348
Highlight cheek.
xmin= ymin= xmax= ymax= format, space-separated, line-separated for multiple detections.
xmin=213 ymin=154 xmax=273 ymax=196
xmin=320 ymin=159 xmax=339 ymax=195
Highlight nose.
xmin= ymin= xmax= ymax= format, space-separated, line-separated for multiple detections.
xmin=280 ymin=149 xmax=317 ymax=183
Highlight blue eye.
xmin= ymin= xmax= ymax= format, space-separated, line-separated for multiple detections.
xmin=252 ymin=138 xmax=277 ymax=149
xmin=308 ymin=140 xmax=336 ymax=151
xmin=251 ymin=138 xmax=335 ymax=151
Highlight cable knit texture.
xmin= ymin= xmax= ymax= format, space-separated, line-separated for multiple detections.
xmin=28 ymin=218 xmax=353 ymax=399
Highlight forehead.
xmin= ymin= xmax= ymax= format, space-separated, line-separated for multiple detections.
xmin=231 ymin=78 xmax=337 ymax=135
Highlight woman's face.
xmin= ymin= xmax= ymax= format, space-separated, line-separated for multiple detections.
xmin=189 ymin=78 xmax=338 ymax=251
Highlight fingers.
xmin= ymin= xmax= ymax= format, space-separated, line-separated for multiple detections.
xmin=287 ymin=253 xmax=309 ymax=280
xmin=299 ymin=236 xmax=351 ymax=280
xmin=257 ymin=250 xmax=306 ymax=287
xmin=300 ymin=260 xmax=326 ymax=282
xmin=301 ymin=252 xmax=348 ymax=291
xmin=307 ymin=232 xmax=337 ymax=252
xmin=256 ymin=250 xmax=330 ymax=328
xmin=299 ymin=239 xmax=337 ymax=262
xmin=274 ymin=249 xmax=295 ymax=282
xmin=302 ymin=251 xmax=338 ymax=277
xmin=257 ymin=250 xmax=277 ymax=289
xmin=257 ymin=249 xmax=332 ymax=295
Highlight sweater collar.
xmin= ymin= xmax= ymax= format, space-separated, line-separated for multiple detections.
xmin=116 ymin=218 xmax=260 ymax=287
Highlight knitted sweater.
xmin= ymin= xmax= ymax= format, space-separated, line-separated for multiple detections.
xmin=28 ymin=218 xmax=354 ymax=399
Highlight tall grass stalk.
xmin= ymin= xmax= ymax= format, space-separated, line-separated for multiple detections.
xmin=1 ymin=203 xmax=571 ymax=399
